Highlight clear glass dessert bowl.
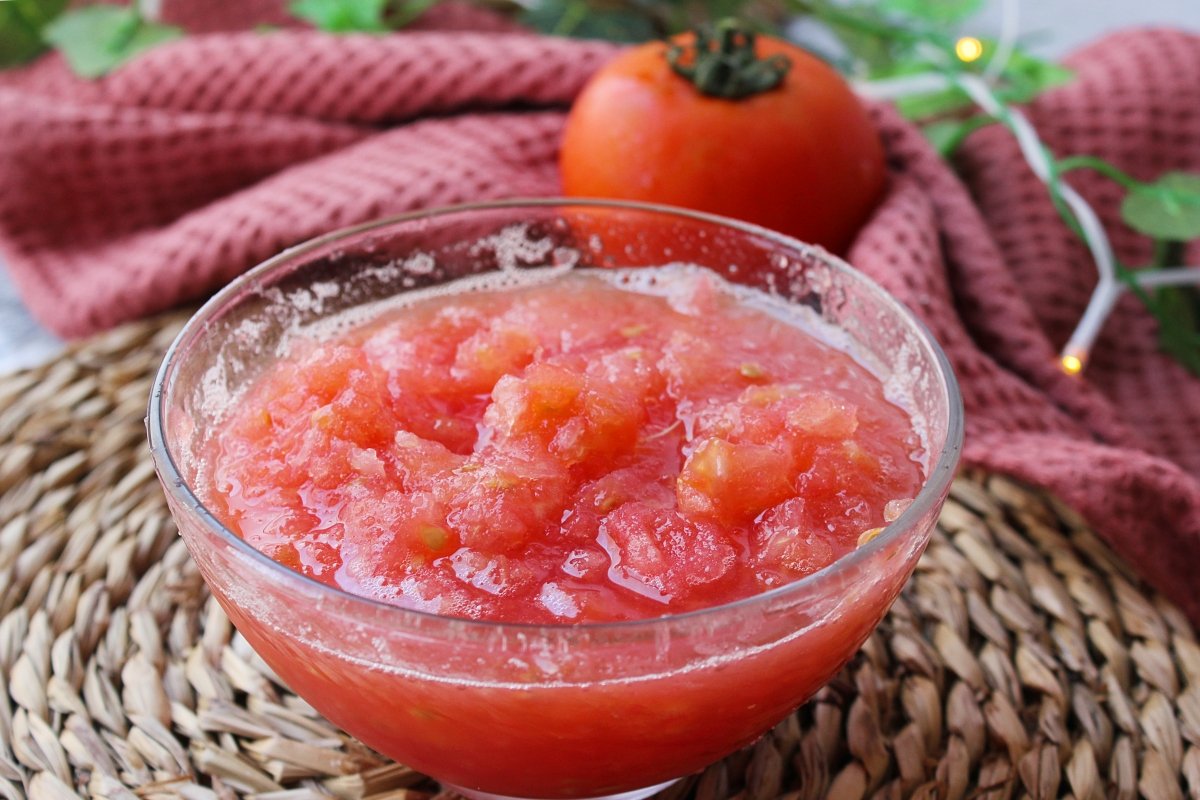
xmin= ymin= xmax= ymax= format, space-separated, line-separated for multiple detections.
xmin=147 ymin=200 xmax=963 ymax=800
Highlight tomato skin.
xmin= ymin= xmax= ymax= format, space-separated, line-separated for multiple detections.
xmin=560 ymin=35 xmax=887 ymax=254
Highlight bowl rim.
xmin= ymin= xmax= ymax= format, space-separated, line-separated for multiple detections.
xmin=147 ymin=197 xmax=964 ymax=634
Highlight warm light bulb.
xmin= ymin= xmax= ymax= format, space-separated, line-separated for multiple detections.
xmin=955 ymin=36 xmax=984 ymax=63
xmin=1061 ymin=353 xmax=1084 ymax=375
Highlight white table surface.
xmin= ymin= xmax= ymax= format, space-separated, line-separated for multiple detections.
xmin=2 ymin=0 xmax=1199 ymax=375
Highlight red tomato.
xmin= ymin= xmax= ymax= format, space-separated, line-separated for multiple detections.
xmin=560 ymin=29 xmax=887 ymax=253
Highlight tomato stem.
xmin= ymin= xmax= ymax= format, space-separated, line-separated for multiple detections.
xmin=666 ymin=19 xmax=791 ymax=100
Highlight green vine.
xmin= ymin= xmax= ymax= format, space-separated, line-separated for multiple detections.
xmin=1047 ymin=157 xmax=1200 ymax=373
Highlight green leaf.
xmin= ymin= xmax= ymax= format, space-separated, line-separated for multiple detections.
xmin=825 ymin=24 xmax=898 ymax=76
xmin=880 ymin=0 xmax=983 ymax=24
xmin=922 ymin=115 xmax=994 ymax=156
xmin=996 ymin=47 xmax=1073 ymax=102
xmin=289 ymin=0 xmax=389 ymax=32
xmin=0 ymin=0 xmax=68 ymax=67
xmin=1153 ymin=286 xmax=1200 ymax=377
xmin=1121 ymin=172 xmax=1200 ymax=241
xmin=43 ymin=5 xmax=182 ymax=78
xmin=520 ymin=1 xmax=657 ymax=42
xmin=809 ymin=13 xmax=915 ymax=77
xmin=896 ymin=85 xmax=972 ymax=119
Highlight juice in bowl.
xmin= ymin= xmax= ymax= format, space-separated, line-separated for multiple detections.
xmin=147 ymin=200 xmax=962 ymax=800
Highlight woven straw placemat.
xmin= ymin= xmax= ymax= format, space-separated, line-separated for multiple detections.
xmin=0 ymin=312 xmax=1196 ymax=800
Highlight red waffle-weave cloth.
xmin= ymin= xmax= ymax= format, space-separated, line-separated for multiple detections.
xmin=0 ymin=13 xmax=1197 ymax=622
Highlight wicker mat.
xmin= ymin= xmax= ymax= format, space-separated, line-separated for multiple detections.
xmin=0 ymin=311 xmax=1197 ymax=800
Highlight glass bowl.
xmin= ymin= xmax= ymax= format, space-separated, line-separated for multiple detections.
xmin=147 ymin=199 xmax=962 ymax=800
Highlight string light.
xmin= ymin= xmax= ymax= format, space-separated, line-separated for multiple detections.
xmin=855 ymin=0 xmax=1200 ymax=378
xmin=955 ymin=36 xmax=984 ymax=63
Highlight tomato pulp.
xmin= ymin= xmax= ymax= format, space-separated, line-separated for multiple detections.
xmin=202 ymin=265 xmax=927 ymax=796
xmin=209 ymin=267 xmax=922 ymax=622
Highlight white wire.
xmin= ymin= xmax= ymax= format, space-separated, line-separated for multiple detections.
xmin=983 ymin=0 xmax=1019 ymax=80
xmin=955 ymin=74 xmax=1124 ymax=368
xmin=136 ymin=0 xmax=162 ymax=20
xmin=856 ymin=69 xmax=1165 ymax=371
xmin=849 ymin=6 xmax=1199 ymax=373
xmin=853 ymin=73 xmax=955 ymax=101
xmin=1132 ymin=268 xmax=1200 ymax=289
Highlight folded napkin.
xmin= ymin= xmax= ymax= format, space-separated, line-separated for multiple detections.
xmin=0 ymin=10 xmax=1196 ymax=622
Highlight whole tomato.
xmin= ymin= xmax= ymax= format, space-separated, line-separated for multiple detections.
xmin=560 ymin=24 xmax=886 ymax=254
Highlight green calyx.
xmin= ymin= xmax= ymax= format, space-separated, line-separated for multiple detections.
xmin=666 ymin=20 xmax=791 ymax=100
